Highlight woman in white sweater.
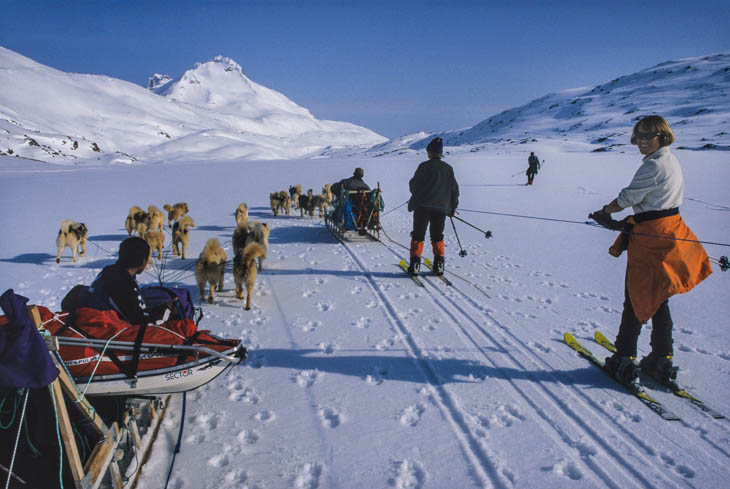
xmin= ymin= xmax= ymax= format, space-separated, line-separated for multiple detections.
xmin=591 ymin=115 xmax=712 ymax=387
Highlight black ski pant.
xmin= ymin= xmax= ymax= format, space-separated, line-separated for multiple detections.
xmin=411 ymin=208 xmax=446 ymax=244
xmin=614 ymin=286 xmax=673 ymax=358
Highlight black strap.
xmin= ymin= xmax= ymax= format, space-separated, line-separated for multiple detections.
xmin=633 ymin=207 xmax=679 ymax=223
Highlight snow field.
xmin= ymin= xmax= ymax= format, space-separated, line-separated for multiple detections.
xmin=0 ymin=147 xmax=728 ymax=488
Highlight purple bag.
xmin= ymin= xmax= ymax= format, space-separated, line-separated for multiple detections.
xmin=140 ymin=286 xmax=196 ymax=321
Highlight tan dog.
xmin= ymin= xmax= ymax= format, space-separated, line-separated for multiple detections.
xmin=195 ymin=238 xmax=227 ymax=304
xmin=163 ymin=202 xmax=189 ymax=228
xmin=321 ymin=184 xmax=334 ymax=215
xmin=124 ymin=205 xmax=143 ymax=236
xmin=244 ymin=221 xmax=270 ymax=270
xmin=234 ymin=242 xmax=266 ymax=310
xmin=235 ymin=203 xmax=249 ymax=228
xmin=142 ymin=230 xmax=165 ymax=268
xmin=269 ymin=191 xmax=290 ymax=216
xmin=289 ymin=184 xmax=302 ymax=210
xmin=148 ymin=205 xmax=165 ymax=233
xmin=56 ymin=220 xmax=88 ymax=263
xmin=172 ymin=215 xmax=195 ymax=259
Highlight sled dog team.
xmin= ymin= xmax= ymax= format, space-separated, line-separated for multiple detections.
xmin=270 ymin=183 xmax=334 ymax=218
xmin=56 ymin=200 xmax=269 ymax=310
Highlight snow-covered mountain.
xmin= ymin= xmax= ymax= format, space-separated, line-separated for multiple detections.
xmin=0 ymin=48 xmax=386 ymax=164
xmin=373 ymin=52 xmax=730 ymax=156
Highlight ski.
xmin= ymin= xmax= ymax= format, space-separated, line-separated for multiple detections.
xmin=563 ymin=332 xmax=680 ymax=421
xmin=593 ymin=331 xmax=725 ymax=419
xmin=399 ymin=260 xmax=425 ymax=287
xmin=423 ymin=258 xmax=453 ymax=285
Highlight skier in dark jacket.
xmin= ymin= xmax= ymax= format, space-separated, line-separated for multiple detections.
xmin=526 ymin=152 xmax=541 ymax=185
xmin=331 ymin=167 xmax=370 ymax=198
xmin=89 ymin=237 xmax=167 ymax=325
xmin=407 ymin=137 xmax=459 ymax=276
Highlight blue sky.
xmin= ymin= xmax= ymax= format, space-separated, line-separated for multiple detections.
xmin=1 ymin=0 xmax=728 ymax=138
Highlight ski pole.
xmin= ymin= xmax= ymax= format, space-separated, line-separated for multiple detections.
xmin=452 ymin=215 xmax=493 ymax=239
xmin=449 ymin=216 xmax=468 ymax=257
xmin=511 ymin=170 xmax=525 ymax=178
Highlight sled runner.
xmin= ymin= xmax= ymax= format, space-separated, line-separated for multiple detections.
xmin=325 ymin=184 xmax=384 ymax=241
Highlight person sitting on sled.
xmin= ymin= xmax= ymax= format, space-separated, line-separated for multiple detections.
xmin=88 ymin=237 xmax=168 ymax=325
xmin=589 ymin=115 xmax=712 ymax=387
xmin=331 ymin=167 xmax=370 ymax=198
xmin=407 ymin=137 xmax=459 ymax=277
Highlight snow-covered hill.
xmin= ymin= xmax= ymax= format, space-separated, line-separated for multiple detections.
xmin=367 ymin=52 xmax=730 ymax=156
xmin=0 ymin=48 xmax=386 ymax=164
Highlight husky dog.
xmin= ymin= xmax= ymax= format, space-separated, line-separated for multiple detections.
xmin=232 ymin=223 xmax=249 ymax=257
xmin=132 ymin=211 xmax=151 ymax=237
xmin=142 ymin=230 xmax=165 ymax=268
xmin=310 ymin=191 xmax=327 ymax=218
xmin=195 ymin=238 xmax=227 ymax=304
xmin=234 ymin=242 xmax=266 ymax=311
xmin=124 ymin=205 xmax=143 ymax=236
xmin=148 ymin=205 xmax=165 ymax=233
xmin=270 ymin=191 xmax=291 ymax=216
xmin=235 ymin=203 xmax=249 ymax=228
xmin=163 ymin=202 xmax=189 ymax=228
xmin=172 ymin=215 xmax=195 ymax=259
xmin=245 ymin=221 xmax=270 ymax=270
xmin=322 ymin=183 xmax=334 ymax=210
xmin=299 ymin=189 xmax=313 ymax=217
xmin=56 ymin=220 xmax=88 ymax=263
xmin=289 ymin=184 xmax=302 ymax=210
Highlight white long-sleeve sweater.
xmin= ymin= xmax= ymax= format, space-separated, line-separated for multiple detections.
xmin=617 ymin=146 xmax=684 ymax=214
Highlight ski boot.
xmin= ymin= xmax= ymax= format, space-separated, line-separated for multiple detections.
xmin=604 ymin=354 xmax=641 ymax=388
xmin=408 ymin=256 xmax=421 ymax=277
xmin=639 ymin=353 xmax=679 ymax=389
xmin=433 ymin=255 xmax=445 ymax=276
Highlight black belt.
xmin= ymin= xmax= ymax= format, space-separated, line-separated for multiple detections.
xmin=633 ymin=207 xmax=679 ymax=223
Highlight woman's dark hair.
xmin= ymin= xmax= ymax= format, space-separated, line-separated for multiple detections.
xmin=118 ymin=237 xmax=150 ymax=268
xmin=630 ymin=115 xmax=675 ymax=147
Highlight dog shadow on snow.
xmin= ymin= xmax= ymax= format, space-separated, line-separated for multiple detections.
xmin=246 ymin=348 xmax=634 ymax=392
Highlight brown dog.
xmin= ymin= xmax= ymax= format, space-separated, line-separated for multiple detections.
xmin=289 ymin=184 xmax=302 ymax=210
xmin=148 ymin=205 xmax=165 ymax=233
xmin=244 ymin=221 xmax=269 ymax=270
xmin=56 ymin=220 xmax=88 ymax=263
xmin=235 ymin=203 xmax=249 ymax=228
xmin=234 ymin=242 xmax=266 ymax=310
xmin=142 ymin=230 xmax=165 ymax=268
xmin=172 ymin=215 xmax=195 ymax=259
xmin=195 ymin=238 xmax=227 ymax=304
xmin=163 ymin=202 xmax=189 ymax=228
xmin=124 ymin=205 xmax=143 ymax=236
xmin=270 ymin=191 xmax=290 ymax=216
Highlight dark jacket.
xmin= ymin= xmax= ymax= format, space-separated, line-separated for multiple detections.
xmin=408 ymin=158 xmax=459 ymax=214
xmin=528 ymin=154 xmax=540 ymax=171
xmin=331 ymin=176 xmax=370 ymax=197
xmin=89 ymin=263 xmax=150 ymax=325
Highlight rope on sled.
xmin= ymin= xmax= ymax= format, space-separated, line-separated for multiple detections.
xmin=3 ymin=388 xmax=29 ymax=489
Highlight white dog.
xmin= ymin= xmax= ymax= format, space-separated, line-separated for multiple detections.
xmin=56 ymin=220 xmax=88 ymax=263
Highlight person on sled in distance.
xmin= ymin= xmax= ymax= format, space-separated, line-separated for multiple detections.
xmin=407 ymin=137 xmax=459 ymax=277
xmin=589 ymin=115 xmax=712 ymax=387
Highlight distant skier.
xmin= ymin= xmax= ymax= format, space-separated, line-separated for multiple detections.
xmin=407 ymin=137 xmax=459 ymax=276
xmin=589 ymin=115 xmax=712 ymax=387
xmin=526 ymin=152 xmax=541 ymax=185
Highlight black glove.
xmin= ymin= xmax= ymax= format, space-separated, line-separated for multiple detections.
xmin=588 ymin=210 xmax=624 ymax=231
xmin=448 ymin=209 xmax=456 ymax=217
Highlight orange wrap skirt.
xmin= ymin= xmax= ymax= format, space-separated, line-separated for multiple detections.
xmin=610 ymin=214 xmax=712 ymax=323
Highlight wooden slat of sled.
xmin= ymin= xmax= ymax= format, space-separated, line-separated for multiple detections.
xmin=30 ymin=305 xmax=118 ymax=489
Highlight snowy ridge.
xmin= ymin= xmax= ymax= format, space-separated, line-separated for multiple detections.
xmin=0 ymin=47 xmax=386 ymax=164
xmin=360 ymin=52 xmax=730 ymax=157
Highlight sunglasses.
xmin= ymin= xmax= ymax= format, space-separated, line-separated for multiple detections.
xmin=636 ymin=131 xmax=660 ymax=141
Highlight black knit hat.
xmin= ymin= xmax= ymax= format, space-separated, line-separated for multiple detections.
xmin=354 ymin=167 xmax=364 ymax=178
xmin=118 ymin=237 xmax=150 ymax=268
xmin=426 ymin=137 xmax=443 ymax=155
